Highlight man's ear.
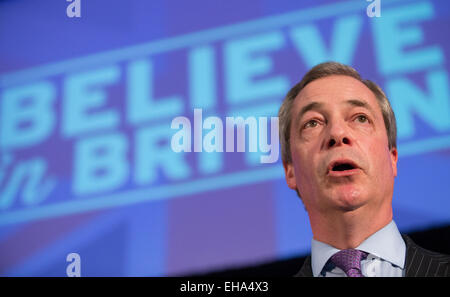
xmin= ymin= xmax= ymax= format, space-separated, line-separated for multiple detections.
xmin=390 ymin=146 xmax=398 ymax=177
xmin=283 ymin=161 xmax=298 ymax=190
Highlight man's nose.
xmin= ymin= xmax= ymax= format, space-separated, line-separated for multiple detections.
xmin=326 ymin=120 xmax=352 ymax=149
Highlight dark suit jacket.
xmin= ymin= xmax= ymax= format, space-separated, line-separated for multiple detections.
xmin=294 ymin=235 xmax=450 ymax=277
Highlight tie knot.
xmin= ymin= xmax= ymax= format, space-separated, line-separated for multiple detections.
xmin=330 ymin=249 xmax=368 ymax=277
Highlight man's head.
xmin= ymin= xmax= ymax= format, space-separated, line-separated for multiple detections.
xmin=279 ymin=62 xmax=398 ymax=216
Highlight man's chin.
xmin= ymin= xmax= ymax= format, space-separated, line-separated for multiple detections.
xmin=335 ymin=201 xmax=364 ymax=212
xmin=329 ymin=186 xmax=366 ymax=212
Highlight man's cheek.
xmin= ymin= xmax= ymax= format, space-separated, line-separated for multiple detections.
xmin=366 ymin=136 xmax=387 ymax=156
xmin=369 ymin=145 xmax=393 ymax=177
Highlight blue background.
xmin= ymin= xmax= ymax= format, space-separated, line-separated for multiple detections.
xmin=0 ymin=0 xmax=449 ymax=276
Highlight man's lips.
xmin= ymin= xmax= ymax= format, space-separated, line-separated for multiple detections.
xmin=326 ymin=159 xmax=362 ymax=177
xmin=327 ymin=168 xmax=362 ymax=177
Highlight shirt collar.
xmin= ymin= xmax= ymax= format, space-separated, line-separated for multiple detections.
xmin=311 ymin=220 xmax=406 ymax=276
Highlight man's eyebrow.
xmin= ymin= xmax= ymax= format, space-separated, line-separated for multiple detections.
xmin=296 ymin=101 xmax=323 ymax=123
xmin=345 ymin=99 xmax=375 ymax=114
xmin=298 ymin=100 xmax=371 ymax=116
xmin=295 ymin=99 xmax=375 ymax=125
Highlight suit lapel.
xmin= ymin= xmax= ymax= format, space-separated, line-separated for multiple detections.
xmin=404 ymin=234 xmax=424 ymax=277
xmin=294 ymin=256 xmax=313 ymax=277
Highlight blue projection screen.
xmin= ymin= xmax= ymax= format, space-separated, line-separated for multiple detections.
xmin=0 ymin=0 xmax=449 ymax=276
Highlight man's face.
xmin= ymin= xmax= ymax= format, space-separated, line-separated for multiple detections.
xmin=284 ymin=75 xmax=398 ymax=214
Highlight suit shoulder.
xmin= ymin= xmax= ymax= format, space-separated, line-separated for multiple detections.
xmin=403 ymin=234 xmax=450 ymax=259
xmin=403 ymin=234 xmax=450 ymax=277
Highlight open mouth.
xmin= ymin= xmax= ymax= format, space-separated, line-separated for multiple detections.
xmin=332 ymin=163 xmax=356 ymax=171
xmin=327 ymin=160 xmax=360 ymax=176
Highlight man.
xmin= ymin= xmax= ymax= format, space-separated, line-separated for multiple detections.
xmin=278 ymin=61 xmax=450 ymax=277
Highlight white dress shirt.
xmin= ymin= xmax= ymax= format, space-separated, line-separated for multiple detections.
xmin=311 ymin=220 xmax=406 ymax=277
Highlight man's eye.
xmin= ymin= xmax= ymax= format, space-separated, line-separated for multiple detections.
xmin=304 ymin=120 xmax=319 ymax=129
xmin=355 ymin=115 xmax=368 ymax=123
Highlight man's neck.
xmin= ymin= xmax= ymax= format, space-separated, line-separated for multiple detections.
xmin=309 ymin=205 xmax=393 ymax=249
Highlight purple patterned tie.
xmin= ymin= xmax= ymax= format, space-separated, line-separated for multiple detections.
xmin=330 ymin=249 xmax=368 ymax=277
